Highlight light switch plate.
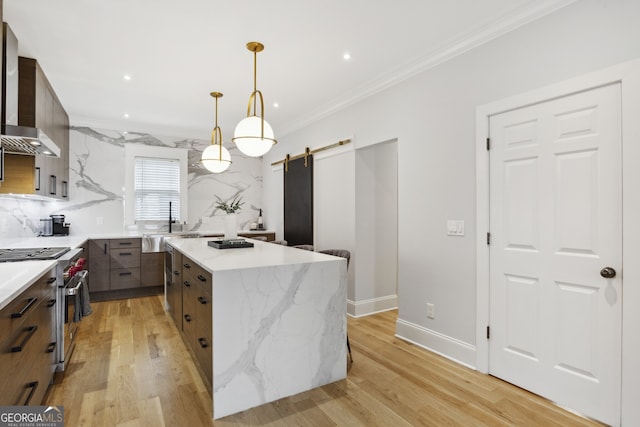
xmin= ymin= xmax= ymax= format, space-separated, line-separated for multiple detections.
xmin=447 ymin=220 xmax=464 ymax=236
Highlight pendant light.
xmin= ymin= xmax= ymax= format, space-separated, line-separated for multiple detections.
xmin=202 ymin=92 xmax=231 ymax=173
xmin=233 ymin=41 xmax=277 ymax=157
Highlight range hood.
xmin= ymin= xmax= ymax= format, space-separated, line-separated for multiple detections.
xmin=1 ymin=23 xmax=60 ymax=157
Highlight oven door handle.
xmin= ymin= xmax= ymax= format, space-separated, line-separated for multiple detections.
xmin=65 ymin=270 xmax=88 ymax=296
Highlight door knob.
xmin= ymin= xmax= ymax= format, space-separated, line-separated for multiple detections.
xmin=600 ymin=267 xmax=616 ymax=279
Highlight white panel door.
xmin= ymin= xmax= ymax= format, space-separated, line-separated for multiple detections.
xmin=489 ymin=83 xmax=622 ymax=426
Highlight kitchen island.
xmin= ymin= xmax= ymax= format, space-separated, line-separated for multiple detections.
xmin=166 ymin=237 xmax=347 ymax=419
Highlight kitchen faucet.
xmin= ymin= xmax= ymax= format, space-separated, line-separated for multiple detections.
xmin=169 ymin=201 xmax=176 ymax=233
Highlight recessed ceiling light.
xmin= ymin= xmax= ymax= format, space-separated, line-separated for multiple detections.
xmin=343 ymin=52 xmax=351 ymax=61
xmin=123 ymin=113 xmax=130 ymax=118
xmin=273 ymin=102 xmax=279 ymax=108
xmin=123 ymin=74 xmax=132 ymax=81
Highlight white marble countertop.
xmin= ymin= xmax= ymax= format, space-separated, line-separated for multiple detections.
xmin=0 ymin=229 xmax=275 ymax=311
xmin=167 ymin=237 xmax=339 ymax=273
xmin=0 ymin=259 xmax=58 ymax=311
xmin=0 ymin=236 xmax=89 ymax=310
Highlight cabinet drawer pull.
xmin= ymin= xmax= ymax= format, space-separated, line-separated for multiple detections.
xmin=47 ymin=299 xmax=56 ymax=308
xmin=197 ymin=274 xmax=207 ymax=283
xmin=47 ymin=277 xmax=57 ymax=284
xmin=184 ymin=281 xmax=191 ymax=287
xmin=47 ymin=342 xmax=57 ymax=353
xmin=197 ymin=296 xmax=207 ymax=305
xmin=12 ymin=325 xmax=38 ymax=352
xmin=22 ymin=381 xmax=39 ymax=405
xmin=11 ymin=297 xmax=38 ymax=318
xmin=119 ymin=272 xmax=132 ymax=276
xmin=198 ymin=338 xmax=209 ymax=348
xmin=49 ymin=175 xmax=57 ymax=196
xmin=118 ymin=242 xmax=133 ymax=246
xmin=104 ymin=243 xmax=107 ymax=254
xmin=119 ymin=252 xmax=133 ymax=256
xmin=35 ymin=166 xmax=41 ymax=191
xmin=173 ymin=270 xmax=180 ymax=276
xmin=183 ymin=263 xmax=191 ymax=269
xmin=184 ymin=314 xmax=192 ymax=322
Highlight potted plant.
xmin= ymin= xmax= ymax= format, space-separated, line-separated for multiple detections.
xmin=216 ymin=195 xmax=244 ymax=239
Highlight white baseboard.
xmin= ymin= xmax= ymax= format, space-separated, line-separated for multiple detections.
xmin=347 ymin=294 xmax=398 ymax=317
xmin=395 ymin=318 xmax=476 ymax=369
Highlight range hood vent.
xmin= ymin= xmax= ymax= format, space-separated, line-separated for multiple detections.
xmin=1 ymin=125 xmax=60 ymax=156
xmin=1 ymin=23 xmax=60 ymax=157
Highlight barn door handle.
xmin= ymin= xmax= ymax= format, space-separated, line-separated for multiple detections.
xmin=600 ymin=267 xmax=616 ymax=279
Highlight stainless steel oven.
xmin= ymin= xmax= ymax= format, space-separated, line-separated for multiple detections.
xmin=55 ymin=248 xmax=88 ymax=371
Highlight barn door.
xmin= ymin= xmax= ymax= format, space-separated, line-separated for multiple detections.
xmin=284 ymin=156 xmax=313 ymax=246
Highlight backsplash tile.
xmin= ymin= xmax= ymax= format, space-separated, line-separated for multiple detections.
xmin=0 ymin=126 xmax=263 ymax=241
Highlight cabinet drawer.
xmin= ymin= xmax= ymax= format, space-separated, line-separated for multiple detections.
xmin=110 ymin=238 xmax=141 ymax=249
xmin=0 ymin=296 xmax=52 ymax=405
xmin=182 ymin=278 xmax=197 ymax=346
xmin=110 ymin=268 xmax=141 ymax=290
xmin=0 ymin=268 xmax=55 ymax=343
xmin=194 ymin=285 xmax=212 ymax=385
xmin=111 ymin=248 xmax=141 ymax=269
xmin=182 ymin=257 xmax=212 ymax=294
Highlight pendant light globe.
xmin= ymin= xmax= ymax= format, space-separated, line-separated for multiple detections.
xmin=234 ymin=116 xmax=275 ymax=157
xmin=202 ymin=144 xmax=231 ymax=173
xmin=201 ymin=91 xmax=232 ymax=173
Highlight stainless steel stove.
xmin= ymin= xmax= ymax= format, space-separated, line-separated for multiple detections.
xmin=0 ymin=247 xmax=71 ymax=262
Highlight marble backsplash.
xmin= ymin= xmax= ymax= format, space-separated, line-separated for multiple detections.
xmin=0 ymin=126 xmax=263 ymax=240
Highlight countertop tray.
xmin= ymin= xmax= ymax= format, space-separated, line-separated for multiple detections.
xmin=208 ymin=239 xmax=254 ymax=249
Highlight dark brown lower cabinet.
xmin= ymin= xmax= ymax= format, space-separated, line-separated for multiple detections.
xmin=175 ymin=250 xmax=213 ymax=386
xmin=88 ymin=238 xmax=165 ymax=298
xmin=0 ymin=267 xmax=57 ymax=405
xmin=141 ymin=253 xmax=164 ymax=287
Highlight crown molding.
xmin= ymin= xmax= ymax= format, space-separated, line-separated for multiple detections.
xmin=279 ymin=0 xmax=579 ymax=137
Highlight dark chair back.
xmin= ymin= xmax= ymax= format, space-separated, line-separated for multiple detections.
xmin=293 ymin=244 xmax=314 ymax=251
xmin=318 ymin=249 xmax=350 ymax=268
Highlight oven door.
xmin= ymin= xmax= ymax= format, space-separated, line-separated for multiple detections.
xmin=63 ymin=270 xmax=87 ymax=361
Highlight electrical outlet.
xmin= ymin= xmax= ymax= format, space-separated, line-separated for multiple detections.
xmin=426 ymin=303 xmax=435 ymax=319
xmin=96 ymin=216 xmax=104 ymax=225
xmin=202 ymin=216 xmax=210 ymax=224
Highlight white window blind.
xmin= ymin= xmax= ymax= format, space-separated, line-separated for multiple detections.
xmin=134 ymin=157 xmax=181 ymax=221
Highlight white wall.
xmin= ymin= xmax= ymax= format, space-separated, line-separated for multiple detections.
xmin=262 ymin=0 xmax=640 ymax=423
xmin=313 ymin=149 xmax=356 ymax=298
xmin=354 ymin=140 xmax=398 ymax=315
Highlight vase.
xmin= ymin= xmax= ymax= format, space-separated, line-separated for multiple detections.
xmin=224 ymin=213 xmax=238 ymax=239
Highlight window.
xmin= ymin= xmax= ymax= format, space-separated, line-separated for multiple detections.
xmin=124 ymin=144 xmax=188 ymax=227
xmin=134 ymin=157 xmax=180 ymax=221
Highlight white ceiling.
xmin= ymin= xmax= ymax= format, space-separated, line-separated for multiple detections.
xmin=4 ymin=0 xmax=575 ymax=141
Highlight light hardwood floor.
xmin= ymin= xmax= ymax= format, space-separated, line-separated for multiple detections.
xmin=45 ymin=296 xmax=604 ymax=426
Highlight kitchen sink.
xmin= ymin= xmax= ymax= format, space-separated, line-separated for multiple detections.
xmin=142 ymin=232 xmax=202 ymax=253
xmin=141 ymin=234 xmax=166 ymax=253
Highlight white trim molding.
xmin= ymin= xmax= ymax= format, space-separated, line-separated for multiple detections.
xmin=395 ymin=318 xmax=476 ymax=369
xmin=347 ymin=295 xmax=398 ymax=318
xmin=280 ymin=0 xmax=579 ymax=137
xmin=476 ymin=58 xmax=640 ymax=426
